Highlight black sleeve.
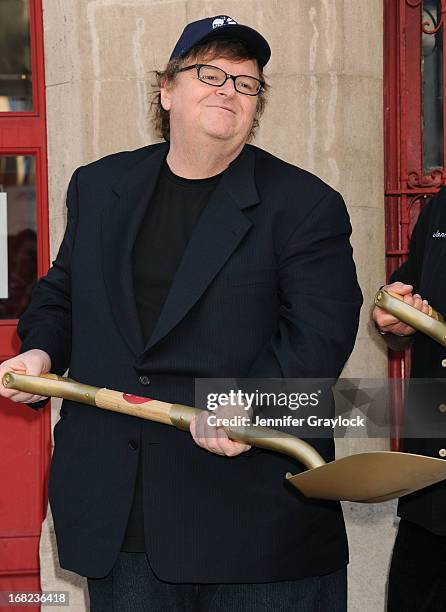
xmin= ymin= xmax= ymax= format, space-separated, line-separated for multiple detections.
xmin=389 ymin=195 xmax=436 ymax=289
xmin=16 ymin=168 xmax=80 ymax=408
xmin=381 ymin=193 xmax=439 ymax=350
xmin=246 ymin=189 xmax=363 ymax=379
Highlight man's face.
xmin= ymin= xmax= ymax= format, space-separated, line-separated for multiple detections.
xmin=161 ymin=56 xmax=260 ymax=146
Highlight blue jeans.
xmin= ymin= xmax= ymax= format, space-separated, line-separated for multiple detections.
xmin=87 ymin=553 xmax=347 ymax=612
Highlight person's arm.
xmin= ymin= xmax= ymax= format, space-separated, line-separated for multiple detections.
xmin=190 ymin=189 xmax=362 ymax=456
xmin=245 ymin=189 xmax=362 ymax=380
xmin=372 ymin=197 xmax=436 ymax=345
xmin=0 ymin=169 xmax=80 ymax=409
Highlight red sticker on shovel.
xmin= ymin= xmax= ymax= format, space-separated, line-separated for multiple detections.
xmin=122 ymin=393 xmax=153 ymax=404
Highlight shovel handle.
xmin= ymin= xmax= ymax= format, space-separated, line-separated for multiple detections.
xmin=374 ymin=289 xmax=446 ymax=347
xmin=2 ymin=372 xmax=325 ymax=470
xmin=386 ymin=289 xmax=444 ymax=322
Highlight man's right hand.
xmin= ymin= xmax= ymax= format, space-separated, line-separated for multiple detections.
xmin=372 ymin=281 xmax=430 ymax=336
xmin=0 ymin=349 xmax=51 ymax=403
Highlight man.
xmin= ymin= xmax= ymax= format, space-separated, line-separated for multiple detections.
xmin=372 ymin=189 xmax=446 ymax=612
xmin=0 ymin=16 xmax=362 ymax=611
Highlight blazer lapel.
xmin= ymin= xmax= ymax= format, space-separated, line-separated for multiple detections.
xmin=101 ymin=143 xmax=168 ymax=356
xmin=144 ymin=145 xmax=260 ymax=352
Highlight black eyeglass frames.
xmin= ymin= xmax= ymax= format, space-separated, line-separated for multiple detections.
xmin=176 ymin=64 xmax=264 ymax=96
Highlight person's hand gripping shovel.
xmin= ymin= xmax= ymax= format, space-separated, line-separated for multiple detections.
xmin=5 ymin=366 xmax=446 ymax=503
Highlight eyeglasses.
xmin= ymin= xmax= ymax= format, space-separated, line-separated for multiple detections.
xmin=176 ymin=64 xmax=264 ymax=96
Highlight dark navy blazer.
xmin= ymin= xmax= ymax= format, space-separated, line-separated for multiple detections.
xmin=390 ymin=189 xmax=446 ymax=535
xmin=18 ymin=142 xmax=362 ymax=580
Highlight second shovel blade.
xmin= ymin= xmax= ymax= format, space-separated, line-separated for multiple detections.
xmin=286 ymin=451 xmax=446 ymax=503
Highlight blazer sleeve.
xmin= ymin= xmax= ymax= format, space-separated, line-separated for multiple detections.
xmin=389 ymin=196 xmax=434 ymax=289
xmin=17 ymin=168 xmax=80 ymax=381
xmin=246 ymin=189 xmax=363 ymax=379
xmin=378 ymin=196 xmax=436 ymax=351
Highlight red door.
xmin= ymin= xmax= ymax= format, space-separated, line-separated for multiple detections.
xmin=384 ymin=0 xmax=446 ymax=449
xmin=0 ymin=1 xmax=50 ymax=609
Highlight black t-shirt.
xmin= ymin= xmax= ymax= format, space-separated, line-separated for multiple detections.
xmin=121 ymin=160 xmax=223 ymax=552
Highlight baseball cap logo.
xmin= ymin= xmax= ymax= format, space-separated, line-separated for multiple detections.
xmin=212 ymin=16 xmax=237 ymax=29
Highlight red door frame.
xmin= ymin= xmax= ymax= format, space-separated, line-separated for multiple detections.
xmin=0 ymin=1 xmax=50 ymax=608
xmin=384 ymin=0 xmax=446 ymax=449
xmin=0 ymin=0 xmax=50 ymax=357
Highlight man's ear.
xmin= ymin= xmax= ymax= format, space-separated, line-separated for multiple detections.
xmin=160 ymin=80 xmax=172 ymax=112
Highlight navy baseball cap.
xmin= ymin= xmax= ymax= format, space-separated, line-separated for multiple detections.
xmin=170 ymin=15 xmax=271 ymax=68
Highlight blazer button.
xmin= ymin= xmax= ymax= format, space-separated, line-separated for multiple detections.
xmin=442 ymin=359 xmax=446 ymax=368
xmin=439 ymin=404 xmax=446 ymax=413
xmin=439 ymin=448 xmax=446 ymax=458
xmin=139 ymin=375 xmax=151 ymax=385
xmin=128 ymin=439 xmax=139 ymax=450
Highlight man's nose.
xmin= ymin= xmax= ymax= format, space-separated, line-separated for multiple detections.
xmin=217 ymin=77 xmax=236 ymax=96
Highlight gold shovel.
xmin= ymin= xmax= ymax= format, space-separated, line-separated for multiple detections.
xmin=4 ymin=370 xmax=446 ymax=504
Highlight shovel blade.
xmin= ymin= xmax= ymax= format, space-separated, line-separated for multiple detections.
xmin=286 ymin=452 xmax=446 ymax=503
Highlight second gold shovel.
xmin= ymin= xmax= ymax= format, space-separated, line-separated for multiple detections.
xmin=4 ymin=371 xmax=446 ymax=504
